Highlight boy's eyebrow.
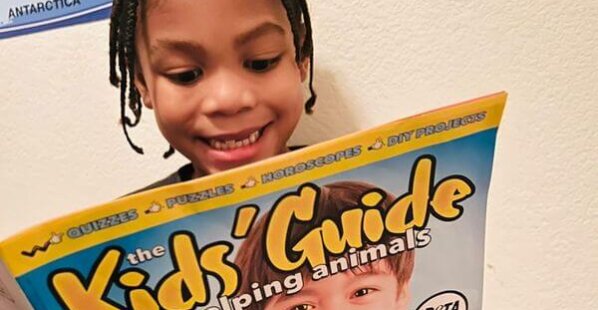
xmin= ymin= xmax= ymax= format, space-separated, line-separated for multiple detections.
xmin=234 ymin=22 xmax=286 ymax=47
xmin=150 ymin=39 xmax=206 ymax=58
xmin=270 ymin=287 xmax=318 ymax=305
xmin=350 ymin=265 xmax=389 ymax=277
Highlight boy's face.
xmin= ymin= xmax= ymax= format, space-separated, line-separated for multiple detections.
xmin=135 ymin=0 xmax=307 ymax=175
xmin=265 ymin=264 xmax=410 ymax=310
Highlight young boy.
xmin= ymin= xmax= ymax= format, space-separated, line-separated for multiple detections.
xmin=109 ymin=0 xmax=316 ymax=189
xmin=234 ymin=181 xmax=415 ymax=310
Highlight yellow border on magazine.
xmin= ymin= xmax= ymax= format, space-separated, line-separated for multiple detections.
xmin=0 ymin=92 xmax=507 ymax=277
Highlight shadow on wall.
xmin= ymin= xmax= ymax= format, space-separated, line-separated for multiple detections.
xmin=290 ymin=66 xmax=361 ymax=146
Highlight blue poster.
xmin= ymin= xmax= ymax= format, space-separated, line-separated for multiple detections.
xmin=0 ymin=0 xmax=111 ymax=39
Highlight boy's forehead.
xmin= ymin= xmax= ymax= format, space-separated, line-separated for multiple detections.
xmin=139 ymin=0 xmax=293 ymax=46
xmin=143 ymin=0 xmax=289 ymax=22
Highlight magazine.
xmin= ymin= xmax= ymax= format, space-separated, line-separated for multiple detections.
xmin=0 ymin=92 xmax=506 ymax=310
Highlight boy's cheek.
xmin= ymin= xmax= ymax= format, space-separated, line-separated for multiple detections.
xmin=152 ymin=86 xmax=198 ymax=119
xmin=266 ymin=60 xmax=305 ymax=90
xmin=265 ymin=75 xmax=305 ymax=107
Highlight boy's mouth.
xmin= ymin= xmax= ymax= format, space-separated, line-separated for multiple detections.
xmin=202 ymin=124 xmax=269 ymax=151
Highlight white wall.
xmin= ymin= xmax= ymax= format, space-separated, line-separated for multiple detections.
xmin=0 ymin=0 xmax=596 ymax=308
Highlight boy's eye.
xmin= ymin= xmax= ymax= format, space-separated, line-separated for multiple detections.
xmin=289 ymin=305 xmax=314 ymax=310
xmin=166 ymin=69 xmax=203 ymax=85
xmin=244 ymin=56 xmax=281 ymax=72
xmin=353 ymin=288 xmax=374 ymax=297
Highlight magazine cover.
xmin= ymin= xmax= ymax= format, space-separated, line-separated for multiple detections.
xmin=0 ymin=92 xmax=506 ymax=310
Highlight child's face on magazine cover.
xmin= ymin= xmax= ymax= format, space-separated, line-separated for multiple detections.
xmin=264 ymin=264 xmax=410 ymax=310
xmin=134 ymin=0 xmax=308 ymax=176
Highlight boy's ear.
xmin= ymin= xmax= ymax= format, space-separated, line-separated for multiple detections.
xmin=299 ymin=57 xmax=310 ymax=82
xmin=298 ymin=23 xmax=309 ymax=82
xmin=134 ymin=64 xmax=153 ymax=109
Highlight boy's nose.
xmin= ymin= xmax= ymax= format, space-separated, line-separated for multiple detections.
xmin=200 ymin=70 xmax=257 ymax=116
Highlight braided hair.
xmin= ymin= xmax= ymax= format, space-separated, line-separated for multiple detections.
xmin=109 ymin=0 xmax=316 ymax=157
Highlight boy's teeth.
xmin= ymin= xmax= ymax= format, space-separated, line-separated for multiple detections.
xmin=208 ymin=129 xmax=261 ymax=151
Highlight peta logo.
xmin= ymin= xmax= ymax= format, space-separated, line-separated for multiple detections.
xmin=417 ymin=290 xmax=468 ymax=310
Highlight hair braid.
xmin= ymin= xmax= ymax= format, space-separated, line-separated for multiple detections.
xmin=125 ymin=0 xmax=142 ymax=127
xmin=298 ymin=0 xmax=316 ymax=114
xmin=280 ymin=0 xmax=316 ymax=114
xmin=109 ymin=0 xmax=122 ymax=86
xmin=281 ymin=0 xmax=302 ymax=63
xmin=117 ymin=0 xmax=143 ymax=154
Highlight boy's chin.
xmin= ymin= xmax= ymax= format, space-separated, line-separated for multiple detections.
xmin=194 ymin=153 xmax=266 ymax=177
xmin=211 ymin=160 xmax=254 ymax=174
